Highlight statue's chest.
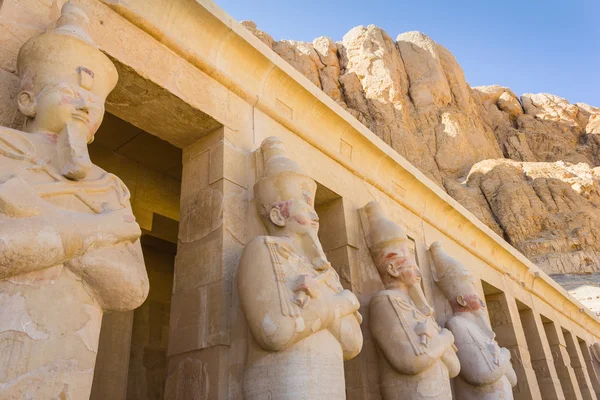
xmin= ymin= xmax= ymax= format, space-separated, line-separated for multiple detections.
xmin=390 ymin=296 xmax=431 ymax=326
xmin=10 ymin=161 xmax=128 ymax=214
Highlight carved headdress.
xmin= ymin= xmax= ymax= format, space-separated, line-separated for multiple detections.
xmin=429 ymin=242 xmax=477 ymax=301
xmin=363 ymin=201 xmax=412 ymax=268
xmin=17 ymin=2 xmax=118 ymax=97
xmin=255 ymin=136 xmax=317 ymax=218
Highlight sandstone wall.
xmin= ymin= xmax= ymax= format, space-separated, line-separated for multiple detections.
xmin=243 ymin=21 xmax=600 ymax=307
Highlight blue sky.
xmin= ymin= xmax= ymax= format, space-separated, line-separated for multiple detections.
xmin=218 ymin=0 xmax=600 ymax=106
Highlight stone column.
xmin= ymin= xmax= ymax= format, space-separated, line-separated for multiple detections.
xmin=165 ymin=127 xmax=248 ymax=400
xmin=485 ymin=292 xmax=541 ymax=400
xmin=579 ymin=341 xmax=600 ymax=398
xmin=317 ymin=196 xmax=371 ymax=400
xmin=0 ymin=266 xmax=102 ymax=399
xmin=90 ymin=311 xmax=134 ymax=400
xmin=517 ymin=308 xmax=565 ymax=399
xmin=563 ymin=330 xmax=598 ymax=400
xmin=544 ymin=319 xmax=584 ymax=400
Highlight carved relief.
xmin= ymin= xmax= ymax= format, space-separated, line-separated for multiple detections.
xmin=430 ymin=242 xmax=517 ymax=400
xmin=238 ymin=136 xmax=363 ymax=399
xmin=0 ymin=3 xmax=148 ymax=398
xmin=363 ymin=202 xmax=459 ymax=400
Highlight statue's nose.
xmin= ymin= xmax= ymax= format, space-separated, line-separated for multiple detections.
xmin=76 ymin=97 xmax=89 ymax=113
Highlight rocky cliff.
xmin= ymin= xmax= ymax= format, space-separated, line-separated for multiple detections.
xmin=242 ymin=21 xmax=600 ymax=312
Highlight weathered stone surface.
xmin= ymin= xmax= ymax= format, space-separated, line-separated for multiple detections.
xmin=364 ymin=202 xmax=460 ymax=400
xmin=431 ymin=242 xmax=517 ymax=399
xmin=239 ymin=20 xmax=274 ymax=49
xmin=463 ymin=159 xmax=600 ymax=275
xmin=0 ymin=3 xmax=148 ymax=398
xmin=164 ymin=358 xmax=209 ymax=400
xmin=238 ymin=137 xmax=363 ymax=399
xmin=244 ymin=21 xmax=600 ymax=305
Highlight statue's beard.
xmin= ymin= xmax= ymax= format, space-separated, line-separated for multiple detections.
xmin=408 ymin=281 xmax=433 ymax=316
xmin=57 ymin=121 xmax=92 ymax=180
xmin=470 ymin=309 xmax=496 ymax=339
xmin=299 ymin=229 xmax=330 ymax=271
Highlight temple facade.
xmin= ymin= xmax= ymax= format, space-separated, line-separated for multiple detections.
xmin=1 ymin=1 xmax=599 ymax=399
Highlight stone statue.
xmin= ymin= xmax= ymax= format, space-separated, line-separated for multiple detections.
xmin=238 ymin=136 xmax=363 ymax=399
xmin=0 ymin=3 xmax=149 ymax=398
xmin=430 ymin=242 xmax=517 ymax=400
xmin=364 ymin=201 xmax=460 ymax=400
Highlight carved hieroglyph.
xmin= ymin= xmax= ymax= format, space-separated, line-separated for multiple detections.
xmin=363 ymin=201 xmax=459 ymax=400
xmin=430 ymin=242 xmax=517 ymax=399
xmin=0 ymin=3 xmax=149 ymax=399
xmin=238 ymin=136 xmax=363 ymax=399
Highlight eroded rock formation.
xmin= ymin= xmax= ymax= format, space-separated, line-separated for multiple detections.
xmin=243 ymin=21 xmax=600 ymax=311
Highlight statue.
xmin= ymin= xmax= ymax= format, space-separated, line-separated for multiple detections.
xmin=364 ymin=201 xmax=460 ymax=400
xmin=238 ymin=136 xmax=363 ymax=399
xmin=429 ymin=242 xmax=517 ymax=400
xmin=0 ymin=3 xmax=149 ymax=398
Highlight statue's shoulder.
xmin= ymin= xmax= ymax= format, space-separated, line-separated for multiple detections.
xmin=0 ymin=126 xmax=37 ymax=162
xmin=370 ymin=290 xmax=396 ymax=306
xmin=446 ymin=314 xmax=472 ymax=332
xmin=244 ymin=235 xmax=270 ymax=249
xmin=240 ymin=236 xmax=273 ymax=263
xmin=244 ymin=236 xmax=292 ymax=255
xmin=372 ymin=289 xmax=401 ymax=300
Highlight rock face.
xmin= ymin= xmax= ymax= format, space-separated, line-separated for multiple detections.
xmin=243 ymin=22 xmax=600 ymax=311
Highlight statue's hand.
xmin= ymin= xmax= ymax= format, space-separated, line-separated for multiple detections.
xmin=83 ymin=207 xmax=141 ymax=249
xmin=334 ymin=289 xmax=360 ymax=318
xmin=0 ymin=176 xmax=47 ymax=217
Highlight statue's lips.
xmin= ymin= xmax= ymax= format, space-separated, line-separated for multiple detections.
xmin=71 ymin=111 xmax=90 ymax=123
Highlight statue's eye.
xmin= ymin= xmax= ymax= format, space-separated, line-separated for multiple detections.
xmin=60 ymin=87 xmax=76 ymax=97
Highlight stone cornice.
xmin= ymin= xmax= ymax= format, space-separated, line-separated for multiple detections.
xmin=98 ymin=0 xmax=600 ymax=336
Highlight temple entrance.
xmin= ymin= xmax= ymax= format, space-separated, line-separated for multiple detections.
xmin=88 ymin=114 xmax=181 ymax=400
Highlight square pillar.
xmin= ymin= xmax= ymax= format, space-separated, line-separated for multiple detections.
xmin=544 ymin=318 xmax=584 ymax=400
xmin=517 ymin=307 xmax=565 ymax=400
xmin=563 ymin=330 xmax=598 ymax=400
xmin=579 ymin=341 xmax=600 ymax=398
xmin=165 ymin=127 xmax=249 ymax=400
xmin=317 ymin=195 xmax=373 ymax=400
xmin=90 ymin=311 xmax=134 ymax=400
xmin=485 ymin=291 xmax=541 ymax=400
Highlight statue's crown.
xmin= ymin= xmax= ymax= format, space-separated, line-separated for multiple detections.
xmin=255 ymin=137 xmax=316 ymax=216
xmin=429 ymin=242 xmax=476 ymax=300
xmin=364 ymin=201 xmax=409 ymax=253
xmin=17 ymin=1 xmax=118 ymax=97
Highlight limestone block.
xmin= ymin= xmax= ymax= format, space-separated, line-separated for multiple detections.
xmin=174 ymin=229 xmax=224 ymax=293
xmin=167 ymin=278 xmax=229 ymax=356
xmin=0 ymin=68 xmax=23 ymax=128
xmin=0 ymin=17 xmax=41 ymax=73
xmin=164 ymin=358 xmax=210 ymax=400
xmin=0 ymin=0 xmax=61 ymax=30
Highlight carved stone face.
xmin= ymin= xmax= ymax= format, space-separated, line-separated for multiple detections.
xmin=270 ymin=198 xmax=319 ymax=236
xmin=382 ymin=245 xmax=421 ymax=287
xmin=18 ymin=72 xmax=107 ymax=180
xmin=455 ymin=292 xmax=486 ymax=312
xmin=20 ymin=80 xmax=105 ymax=139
